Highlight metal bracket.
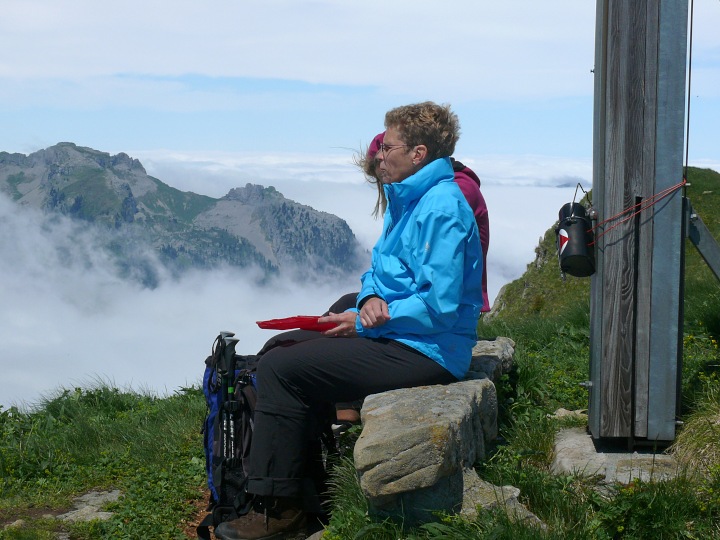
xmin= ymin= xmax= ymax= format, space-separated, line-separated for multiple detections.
xmin=685 ymin=197 xmax=720 ymax=283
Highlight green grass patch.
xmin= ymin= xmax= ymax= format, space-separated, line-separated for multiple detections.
xmin=3 ymin=172 xmax=26 ymax=201
xmin=138 ymin=177 xmax=215 ymax=224
xmin=60 ymin=167 xmax=121 ymax=221
xmin=0 ymin=383 xmax=207 ymax=539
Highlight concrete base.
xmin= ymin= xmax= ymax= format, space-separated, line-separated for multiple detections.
xmin=551 ymin=427 xmax=680 ymax=483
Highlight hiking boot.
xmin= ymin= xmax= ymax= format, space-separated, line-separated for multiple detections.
xmin=213 ymin=497 xmax=307 ymax=540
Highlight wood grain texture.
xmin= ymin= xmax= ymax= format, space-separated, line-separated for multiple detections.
xmin=590 ymin=0 xmax=685 ymax=441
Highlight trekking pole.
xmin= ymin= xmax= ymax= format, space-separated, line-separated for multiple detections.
xmin=211 ymin=331 xmax=235 ymax=388
xmin=214 ymin=332 xmax=235 ymax=356
xmin=222 ymin=336 xmax=240 ymax=467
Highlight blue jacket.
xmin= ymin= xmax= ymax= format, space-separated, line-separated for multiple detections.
xmin=354 ymin=157 xmax=484 ymax=379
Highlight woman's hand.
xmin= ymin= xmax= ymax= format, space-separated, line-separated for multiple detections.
xmin=319 ymin=311 xmax=358 ymax=337
xmin=359 ymin=297 xmax=391 ymax=328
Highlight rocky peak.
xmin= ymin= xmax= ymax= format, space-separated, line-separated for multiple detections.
xmin=110 ymin=152 xmax=145 ymax=173
xmin=223 ymin=183 xmax=283 ymax=204
xmin=0 ymin=151 xmax=28 ymax=166
xmin=21 ymin=143 xmax=146 ymax=175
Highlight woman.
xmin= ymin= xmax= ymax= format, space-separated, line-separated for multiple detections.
xmin=333 ymin=132 xmax=492 ymax=425
xmin=214 ymin=101 xmax=484 ymax=540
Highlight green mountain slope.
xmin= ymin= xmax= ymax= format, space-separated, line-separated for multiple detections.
xmin=490 ymin=166 xmax=720 ymax=326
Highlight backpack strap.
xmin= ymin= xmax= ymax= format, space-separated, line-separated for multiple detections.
xmin=197 ymin=469 xmax=254 ymax=539
xmin=196 ymin=513 xmax=214 ymax=540
xmin=235 ymin=371 xmax=257 ymax=475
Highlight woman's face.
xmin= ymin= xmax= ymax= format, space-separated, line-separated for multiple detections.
xmin=376 ymin=126 xmax=416 ymax=185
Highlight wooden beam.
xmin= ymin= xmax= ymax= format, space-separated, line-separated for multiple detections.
xmin=589 ymin=0 xmax=687 ymax=443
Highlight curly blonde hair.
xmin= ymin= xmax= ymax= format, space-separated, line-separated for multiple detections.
xmin=385 ymin=102 xmax=460 ymax=161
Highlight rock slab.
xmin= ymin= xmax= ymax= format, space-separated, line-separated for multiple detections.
xmin=56 ymin=490 xmax=121 ymax=523
xmin=551 ymin=427 xmax=680 ymax=484
xmin=353 ymin=338 xmax=516 ymax=525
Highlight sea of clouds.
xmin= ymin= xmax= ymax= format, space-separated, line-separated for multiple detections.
xmin=0 ymin=152 xmax=589 ymax=409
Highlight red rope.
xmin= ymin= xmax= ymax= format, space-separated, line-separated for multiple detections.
xmin=588 ymin=178 xmax=686 ymax=245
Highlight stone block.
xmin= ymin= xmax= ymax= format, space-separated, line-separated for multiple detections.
xmin=352 ymin=338 xmax=516 ymax=526
xmin=354 ymin=379 xmax=497 ymax=523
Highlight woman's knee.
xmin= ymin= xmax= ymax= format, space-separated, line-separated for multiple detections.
xmin=256 ymin=348 xmax=297 ymax=381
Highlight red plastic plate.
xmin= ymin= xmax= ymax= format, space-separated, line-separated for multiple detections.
xmin=256 ymin=315 xmax=336 ymax=332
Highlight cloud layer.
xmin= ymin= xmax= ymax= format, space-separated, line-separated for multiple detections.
xmin=0 ymin=192 xmax=361 ymax=410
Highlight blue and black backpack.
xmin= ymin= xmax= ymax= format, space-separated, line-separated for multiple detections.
xmin=197 ymin=331 xmax=337 ymax=540
xmin=197 ymin=332 xmax=258 ymax=539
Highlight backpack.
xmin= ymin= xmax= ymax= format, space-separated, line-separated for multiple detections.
xmin=197 ymin=331 xmax=337 ymax=540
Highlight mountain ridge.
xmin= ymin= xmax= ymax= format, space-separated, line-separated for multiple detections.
xmin=0 ymin=143 xmax=364 ymax=286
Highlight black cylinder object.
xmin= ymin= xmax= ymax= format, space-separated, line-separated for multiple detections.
xmin=556 ymin=203 xmax=596 ymax=277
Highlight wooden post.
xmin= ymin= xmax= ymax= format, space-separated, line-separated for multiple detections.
xmin=589 ymin=0 xmax=687 ymax=444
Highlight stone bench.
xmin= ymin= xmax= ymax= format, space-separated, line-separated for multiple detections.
xmin=352 ymin=337 xmax=518 ymax=525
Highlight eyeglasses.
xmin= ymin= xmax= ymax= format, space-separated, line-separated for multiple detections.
xmin=378 ymin=142 xmax=409 ymax=158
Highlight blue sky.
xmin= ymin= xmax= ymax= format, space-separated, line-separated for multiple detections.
xmin=2 ymin=0 xmax=717 ymax=263
xmin=1 ymin=1 xmax=719 ymax=408
xmin=2 ymin=1 xmax=717 ymax=168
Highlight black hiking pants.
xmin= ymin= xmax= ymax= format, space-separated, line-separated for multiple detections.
xmin=245 ymin=336 xmax=456 ymax=499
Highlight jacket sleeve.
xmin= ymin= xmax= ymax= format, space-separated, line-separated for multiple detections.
xmin=357 ymin=242 xmax=384 ymax=308
xmin=357 ymin=205 xmax=479 ymax=337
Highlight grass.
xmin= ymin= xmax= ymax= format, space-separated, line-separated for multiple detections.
xmin=138 ymin=177 xmax=216 ymax=224
xmin=60 ymin=167 xmax=121 ymax=222
xmin=672 ymin=379 xmax=720 ymax=475
xmin=0 ymin=383 xmax=207 ymax=539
